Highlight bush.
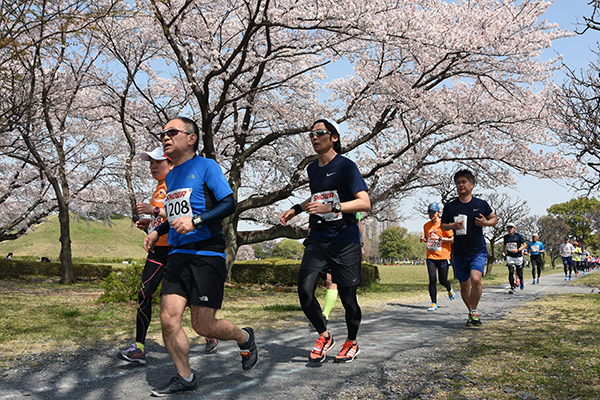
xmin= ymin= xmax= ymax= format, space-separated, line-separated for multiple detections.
xmin=97 ymin=262 xmax=152 ymax=303
xmin=232 ymin=259 xmax=380 ymax=288
xmin=0 ymin=258 xmax=112 ymax=280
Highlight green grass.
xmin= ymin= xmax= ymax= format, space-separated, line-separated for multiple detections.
xmin=0 ymin=214 xmax=147 ymax=261
xmin=425 ymin=290 xmax=600 ymax=399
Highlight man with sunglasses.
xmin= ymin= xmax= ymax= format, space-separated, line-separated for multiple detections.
xmin=144 ymin=117 xmax=258 ymax=396
xmin=280 ymin=118 xmax=370 ymax=364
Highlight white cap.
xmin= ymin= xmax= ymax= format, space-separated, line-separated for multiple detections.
xmin=506 ymin=222 xmax=516 ymax=228
xmin=140 ymin=147 xmax=167 ymax=161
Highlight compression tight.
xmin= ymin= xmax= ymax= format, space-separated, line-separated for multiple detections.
xmin=427 ymin=262 xmax=451 ymax=304
xmin=530 ymin=255 xmax=543 ymax=280
xmin=298 ymin=271 xmax=361 ymax=340
xmin=507 ymin=264 xmax=524 ymax=288
xmin=135 ymin=246 xmax=169 ymax=344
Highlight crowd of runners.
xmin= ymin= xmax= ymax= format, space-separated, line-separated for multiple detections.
xmin=115 ymin=116 xmax=597 ymax=397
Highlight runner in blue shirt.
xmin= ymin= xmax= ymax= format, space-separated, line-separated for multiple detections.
xmin=527 ymin=234 xmax=545 ymax=285
xmin=441 ymin=169 xmax=497 ymax=327
xmin=280 ymin=118 xmax=370 ymax=363
xmin=143 ymin=117 xmax=257 ymax=396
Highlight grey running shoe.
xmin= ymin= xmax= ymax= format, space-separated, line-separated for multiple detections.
xmin=239 ymin=327 xmax=259 ymax=371
xmin=151 ymin=374 xmax=197 ymax=397
xmin=117 ymin=343 xmax=146 ymax=365
xmin=205 ymin=337 xmax=219 ymax=353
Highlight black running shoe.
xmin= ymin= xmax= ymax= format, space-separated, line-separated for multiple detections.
xmin=151 ymin=374 xmax=197 ymax=397
xmin=239 ymin=327 xmax=259 ymax=371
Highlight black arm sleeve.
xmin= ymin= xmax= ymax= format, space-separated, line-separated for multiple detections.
xmin=200 ymin=194 xmax=236 ymax=223
xmin=153 ymin=221 xmax=170 ymax=237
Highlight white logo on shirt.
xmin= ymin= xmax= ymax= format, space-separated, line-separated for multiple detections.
xmin=326 ymin=172 xmax=336 ymax=177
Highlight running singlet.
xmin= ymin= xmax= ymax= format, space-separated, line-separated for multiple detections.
xmin=423 ymin=220 xmax=453 ymax=260
xmin=164 ymin=156 xmax=233 ymax=256
xmin=307 ymin=154 xmax=368 ymax=244
xmin=503 ymin=232 xmax=526 ymax=258
xmin=440 ymin=197 xmax=493 ymax=256
xmin=148 ymin=180 xmax=169 ymax=247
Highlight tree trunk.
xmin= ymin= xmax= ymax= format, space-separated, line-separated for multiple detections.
xmin=57 ymin=199 xmax=75 ymax=284
xmin=223 ymin=216 xmax=238 ymax=282
xmin=486 ymin=239 xmax=496 ymax=276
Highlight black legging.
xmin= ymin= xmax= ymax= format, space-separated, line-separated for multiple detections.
xmin=298 ymin=270 xmax=361 ymax=340
xmin=427 ymin=260 xmax=451 ymax=303
xmin=530 ymin=255 xmax=543 ymax=279
xmin=135 ymin=246 xmax=170 ymax=344
xmin=508 ymin=264 xmax=524 ymax=288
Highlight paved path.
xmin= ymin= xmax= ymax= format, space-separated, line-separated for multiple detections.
xmin=1 ymin=271 xmax=597 ymax=400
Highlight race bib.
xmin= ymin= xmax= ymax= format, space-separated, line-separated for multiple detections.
xmin=427 ymin=238 xmax=442 ymax=252
xmin=311 ymin=190 xmax=342 ymax=222
xmin=163 ymin=188 xmax=193 ymax=224
xmin=506 ymin=242 xmax=518 ymax=252
xmin=530 ymin=245 xmax=539 ymax=253
xmin=148 ymin=216 xmax=166 ymax=231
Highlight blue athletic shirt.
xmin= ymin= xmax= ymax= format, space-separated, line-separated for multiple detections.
xmin=164 ymin=156 xmax=233 ymax=257
xmin=527 ymin=240 xmax=545 ymax=256
xmin=440 ymin=197 xmax=493 ymax=257
xmin=307 ymin=154 xmax=368 ymax=243
xmin=503 ymin=232 xmax=526 ymax=257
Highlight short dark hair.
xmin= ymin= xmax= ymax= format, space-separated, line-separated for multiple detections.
xmin=175 ymin=116 xmax=200 ymax=153
xmin=312 ymin=118 xmax=342 ymax=154
xmin=454 ymin=169 xmax=475 ymax=185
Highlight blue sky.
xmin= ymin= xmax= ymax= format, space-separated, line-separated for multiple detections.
xmin=402 ymin=0 xmax=600 ymax=233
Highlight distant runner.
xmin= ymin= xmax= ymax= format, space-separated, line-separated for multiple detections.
xmin=527 ymin=234 xmax=545 ymax=285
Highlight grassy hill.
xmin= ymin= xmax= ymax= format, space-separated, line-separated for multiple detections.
xmin=0 ymin=214 xmax=147 ymax=261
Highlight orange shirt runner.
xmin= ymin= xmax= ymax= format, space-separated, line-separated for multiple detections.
xmin=423 ymin=220 xmax=453 ymax=260
xmin=148 ymin=180 xmax=169 ymax=247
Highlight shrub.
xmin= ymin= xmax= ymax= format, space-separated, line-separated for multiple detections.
xmin=0 ymin=258 xmax=112 ymax=280
xmin=97 ymin=262 xmax=153 ymax=303
xmin=231 ymin=259 xmax=380 ymax=288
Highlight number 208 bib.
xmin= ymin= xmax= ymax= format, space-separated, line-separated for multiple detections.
xmin=163 ymin=188 xmax=193 ymax=224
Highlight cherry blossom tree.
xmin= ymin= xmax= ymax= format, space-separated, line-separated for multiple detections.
xmin=128 ymin=0 xmax=580 ymax=273
xmin=0 ymin=0 xmax=122 ymax=283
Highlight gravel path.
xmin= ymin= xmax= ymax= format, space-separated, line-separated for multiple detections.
xmin=1 ymin=271 xmax=597 ymax=400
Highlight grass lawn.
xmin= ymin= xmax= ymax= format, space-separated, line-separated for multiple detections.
xmin=419 ymin=271 xmax=600 ymax=400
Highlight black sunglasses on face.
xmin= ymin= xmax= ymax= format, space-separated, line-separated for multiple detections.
xmin=157 ymin=128 xmax=194 ymax=140
xmin=308 ymin=129 xmax=331 ymax=138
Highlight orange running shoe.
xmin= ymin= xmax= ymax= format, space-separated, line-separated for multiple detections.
xmin=334 ymin=340 xmax=360 ymax=363
xmin=309 ymin=334 xmax=335 ymax=362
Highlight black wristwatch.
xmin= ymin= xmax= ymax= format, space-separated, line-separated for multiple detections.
xmin=191 ymin=214 xmax=203 ymax=228
xmin=332 ymin=202 xmax=342 ymax=213
xmin=153 ymin=207 xmax=160 ymax=217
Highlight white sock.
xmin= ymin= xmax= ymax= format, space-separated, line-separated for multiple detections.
xmin=182 ymin=373 xmax=194 ymax=383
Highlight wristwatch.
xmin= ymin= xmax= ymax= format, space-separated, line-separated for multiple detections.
xmin=332 ymin=202 xmax=342 ymax=213
xmin=192 ymin=214 xmax=203 ymax=228
xmin=153 ymin=207 xmax=160 ymax=217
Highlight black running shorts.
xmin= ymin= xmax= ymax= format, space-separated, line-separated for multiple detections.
xmin=161 ymin=253 xmax=227 ymax=309
xmin=300 ymin=237 xmax=362 ymax=287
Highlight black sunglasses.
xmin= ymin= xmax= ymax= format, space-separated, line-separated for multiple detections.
xmin=308 ymin=129 xmax=331 ymax=138
xmin=157 ymin=128 xmax=194 ymax=140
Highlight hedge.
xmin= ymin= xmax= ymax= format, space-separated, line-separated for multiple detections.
xmin=0 ymin=258 xmax=113 ymax=280
xmin=232 ymin=258 xmax=380 ymax=288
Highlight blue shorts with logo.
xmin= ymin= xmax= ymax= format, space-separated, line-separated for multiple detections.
xmin=453 ymin=253 xmax=487 ymax=283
